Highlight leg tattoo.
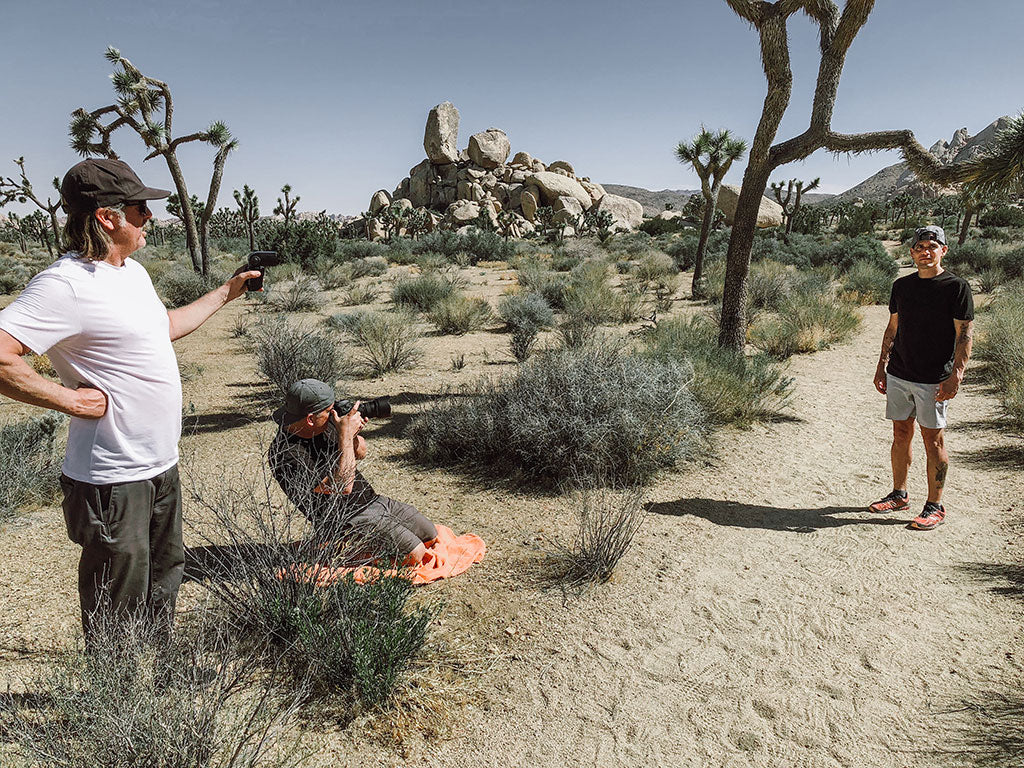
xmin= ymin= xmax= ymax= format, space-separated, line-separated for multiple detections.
xmin=934 ymin=461 xmax=948 ymax=489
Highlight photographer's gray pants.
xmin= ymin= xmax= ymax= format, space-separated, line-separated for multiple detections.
xmin=346 ymin=495 xmax=437 ymax=556
xmin=60 ymin=465 xmax=183 ymax=642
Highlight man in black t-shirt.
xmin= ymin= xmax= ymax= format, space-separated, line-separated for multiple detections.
xmin=869 ymin=225 xmax=974 ymax=530
xmin=268 ymin=379 xmax=437 ymax=560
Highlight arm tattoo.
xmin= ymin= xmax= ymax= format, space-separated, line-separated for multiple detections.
xmin=879 ymin=327 xmax=896 ymax=366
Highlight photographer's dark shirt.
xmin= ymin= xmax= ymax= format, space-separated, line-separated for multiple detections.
xmin=887 ymin=271 xmax=973 ymax=384
xmin=268 ymin=427 xmax=377 ymax=524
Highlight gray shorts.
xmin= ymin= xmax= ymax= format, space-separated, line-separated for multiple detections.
xmin=885 ymin=373 xmax=947 ymax=429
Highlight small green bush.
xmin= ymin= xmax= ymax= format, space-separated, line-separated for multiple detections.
xmin=266 ymin=275 xmax=325 ymax=313
xmin=842 ymin=260 xmax=894 ymax=305
xmin=640 ymin=315 xmax=792 ymax=425
xmin=748 ymin=291 xmax=862 ymax=358
xmin=562 ymin=261 xmax=622 ymax=326
xmin=497 ymin=291 xmax=555 ymax=333
xmin=639 ymin=217 xmax=688 ymax=236
xmin=349 ymin=255 xmax=389 ymax=278
xmin=979 ymin=205 xmax=1024 ymax=228
xmin=948 ymin=240 xmax=996 ymax=274
xmin=632 ymin=251 xmax=677 ymax=283
xmin=823 ymin=235 xmax=896 ymax=277
xmin=427 ymin=295 xmax=493 ymax=335
xmin=0 ymin=412 xmax=65 ymax=524
xmin=516 ymin=258 xmax=568 ymax=309
xmin=157 ymin=265 xmax=221 ymax=309
xmin=341 ymin=282 xmax=381 ymax=306
xmin=997 ymin=246 xmax=1024 ymax=281
xmin=251 ymin=316 xmax=344 ymax=392
xmin=327 ymin=309 xmax=421 ymax=376
xmin=408 ymin=342 xmax=706 ymax=486
xmin=391 ymin=271 xmax=460 ymax=313
xmin=336 ymin=239 xmax=386 ymax=262
xmin=976 ymin=280 xmax=1024 ymax=430
xmin=0 ymin=253 xmax=33 ymax=294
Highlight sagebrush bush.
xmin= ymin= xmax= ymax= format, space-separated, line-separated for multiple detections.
xmin=157 ymin=265 xmax=222 ymax=308
xmin=427 ymin=295 xmax=493 ymax=335
xmin=516 ymin=258 xmax=568 ymax=309
xmin=391 ymin=271 xmax=460 ymax=313
xmin=497 ymin=291 xmax=555 ymax=333
xmin=0 ymin=253 xmax=33 ymax=294
xmin=267 ymin=275 xmax=325 ymax=313
xmin=189 ymin=465 xmax=437 ymax=710
xmin=350 ymin=255 xmax=389 ymax=278
xmin=997 ymin=246 xmax=1024 ymax=281
xmin=0 ymin=411 xmax=65 ymax=524
xmin=341 ymin=281 xmax=381 ymax=306
xmin=948 ymin=240 xmax=995 ymax=274
xmin=748 ymin=290 xmax=862 ymax=358
xmin=336 ymin=239 xmax=386 ymax=262
xmin=310 ymin=256 xmax=352 ymax=290
xmin=408 ymin=342 xmax=706 ymax=486
xmin=976 ymin=280 xmax=1024 ymax=430
xmin=251 ymin=316 xmax=344 ymax=393
xmin=641 ymin=315 xmax=792 ymax=425
xmin=327 ymin=309 xmax=421 ymax=376
xmin=0 ymin=607 xmax=299 ymax=768
xmin=823 ymin=234 xmax=897 ymax=277
xmin=842 ymin=259 xmax=893 ymax=305
xmin=632 ymin=251 xmax=677 ymax=283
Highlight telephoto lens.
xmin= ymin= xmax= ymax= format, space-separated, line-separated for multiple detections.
xmin=335 ymin=397 xmax=392 ymax=419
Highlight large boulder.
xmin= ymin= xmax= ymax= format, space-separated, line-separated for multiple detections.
xmin=369 ymin=189 xmax=391 ymax=215
xmin=595 ymin=194 xmax=644 ymax=231
xmin=526 ymin=171 xmax=593 ymax=210
xmin=447 ymin=199 xmax=480 ymax=225
xmin=521 ymin=190 xmax=538 ymax=222
xmin=408 ymin=159 xmax=435 ymax=208
xmin=468 ymin=128 xmax=511 ymax=169
xmin=716 ymin=184 xmax=784 ymax=228
xmin=424 ymin=102 xmax=460 ymax=165
xmin=553 ymin=195 xmax=584 ymax=225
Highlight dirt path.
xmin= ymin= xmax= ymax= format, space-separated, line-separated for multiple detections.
xmin=360 ymin=304 xmax=1022 ymax=768
xmin=2 ymin=297 xmax=1021 ymax=768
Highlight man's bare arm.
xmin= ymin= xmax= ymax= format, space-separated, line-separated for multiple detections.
xmin=873 ymin=313 xmax=898 ymax=394
xmin=0 ymin=330 xmax=106 ymax=417
xmin=936 ymin=319 xmax=973 ymax=402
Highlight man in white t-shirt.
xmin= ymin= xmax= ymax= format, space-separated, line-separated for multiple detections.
xmin=0 ymin=158 xmax=257 ymax=640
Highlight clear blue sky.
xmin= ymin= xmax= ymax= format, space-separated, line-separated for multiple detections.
xmin=2 ymin=0 xmax=1022 ymax=217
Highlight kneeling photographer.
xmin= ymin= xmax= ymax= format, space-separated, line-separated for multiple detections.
xmin=268 ymin=379 xmax=437 ymax=563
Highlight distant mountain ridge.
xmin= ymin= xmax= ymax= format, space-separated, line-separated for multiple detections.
xmin=605 ymin=184 xmax=832 ymax=218
xmin=837 ymin=116 xmax=1012 ymax=202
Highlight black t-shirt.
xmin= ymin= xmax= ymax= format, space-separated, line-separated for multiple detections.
xmin=887 ymin=271 xmax=974 ymax=384
xmin=268 ymin=426 xmax=377 ymax=524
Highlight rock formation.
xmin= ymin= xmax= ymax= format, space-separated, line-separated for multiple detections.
xmin=716 ymin=184 xmax=785 ymax=228
xmin=356 ymin=103 xmax=644 ymax=239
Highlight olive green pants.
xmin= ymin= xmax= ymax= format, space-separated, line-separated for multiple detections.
xmin=60 ymin=465 xmax=183 ymax=641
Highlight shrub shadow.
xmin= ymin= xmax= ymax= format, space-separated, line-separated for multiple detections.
xmin=651 ymin=497 xmax=908 ymax=532
xmin=955 ymin=442 xmax=1024 ymax=471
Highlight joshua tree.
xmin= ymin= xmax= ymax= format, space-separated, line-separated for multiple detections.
xmin=233 ymin=184 xmax=260 ymax=251
xmin=675 ymin=128 xmax=747 ymax=299
xmin=0 ymin=157 xmax=62 ymax=249
xmin=68 ymin=47 xmax=237 ymax=275
xmin=273 ymin=184 xmax=299 ymax=257
xmin=4 ymin=213 xmax=29 ymax=253
xmin=717 ymin=0 xmax=1024 ymax=350
xmin=770 ymin=176 xmax=820 ymax=234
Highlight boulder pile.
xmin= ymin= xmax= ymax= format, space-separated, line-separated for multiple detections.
xmin=357 ymin=102 xmax=643 ymax=239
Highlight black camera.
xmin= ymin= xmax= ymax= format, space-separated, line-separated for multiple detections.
xmin=334 ymin=397 xmax=392 ymax=419
xmin=242 ymin=251 xmax=282 ymax=291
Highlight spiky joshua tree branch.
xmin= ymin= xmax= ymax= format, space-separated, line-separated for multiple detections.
xmin=67 ymin=47 xmax=237 ymax=274
xmin=0 ymin=157 xmax=63 ymax=249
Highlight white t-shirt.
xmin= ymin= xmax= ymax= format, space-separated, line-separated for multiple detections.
xmin=0 ymin=254 xmax=181 ymax=484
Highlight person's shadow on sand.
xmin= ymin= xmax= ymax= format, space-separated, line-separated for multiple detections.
xmin=651 ymin=498 xmax=909 ymax=532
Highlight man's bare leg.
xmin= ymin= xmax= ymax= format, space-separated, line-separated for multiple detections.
xmin=919 ymin=425 xmax=948 ymax=504
xmin=891 ymin=417 xmax=915 ymax=491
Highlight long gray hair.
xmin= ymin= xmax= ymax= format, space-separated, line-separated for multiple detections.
xmin=63 ymin=204 xmax=124 ymax=262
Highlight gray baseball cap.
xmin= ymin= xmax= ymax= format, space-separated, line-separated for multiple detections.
xmin=273 ymin=379 xmax=335 ymax=426
xmin=912 ymin=225 xmax=946 ymax=246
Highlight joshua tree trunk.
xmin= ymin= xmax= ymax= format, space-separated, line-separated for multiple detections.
xmin=720 ymin=164 xmax=772 ymax=349
xmin=199 ymin=143 xmax=232 ymax=275
xmin=958 ymin=202 xmax=973 ymax=245
xmin=163 ymin=152 xmax=203 ymax=273
xmin=692 ymin=200 xmax=715 ymax=299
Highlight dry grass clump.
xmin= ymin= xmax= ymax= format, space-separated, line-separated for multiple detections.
xmin=427 ymin=295 xmax=494 ymax=336
xmin=341 ymin=281 xmax=381 ymax=306
xmin=641 ymin=315 xmax=793 ymax=426
xmin=408 ymin=341 xmax=706 ymax=487
xmin=0 ymin=412 xmax=65 ymax=525
xmin=748 ymin=288 xmax=861 ymax=358
xmin=327 ymin=309 xmax=421 ymax=376
xmin=266 ymin=275 xmax=325 ymax=313
xmin=977 ymin=280 xmax=1024 ymax=429
xmin=549 ymin=484 xmax=648 ymax=589
xmin=0 ymin=606 xmax=301 ymax=768
xmin=841 ymin=259 xmax=894 ymax=305
xmin=391 ymin=270 xmax=461 ymax=313
xmin=251 ymin=316 xmax=344 ymax=393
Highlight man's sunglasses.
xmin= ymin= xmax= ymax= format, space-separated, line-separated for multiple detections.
xmin=123 ymin=201 xmax=151 ymax=216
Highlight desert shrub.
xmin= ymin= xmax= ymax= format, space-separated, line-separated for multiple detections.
xmin=664 ymin=230 xmax=730 ymax=272
xmin=836 ymin=207 xmax=874 ymax=237
xmin=157 ymin=265 xmax=221 ymax=309
xmin=415 ymin=251 xmax=452 ymax=272
xmin=640 ymin=315 xmax=792 ymax=425
xmin=748 ymin=290 xmax=862 ymax=358
xmin=0 ymin=412 xmax=65 ymax=524
xmin=408 ymin=342 xmax=707 ymax=486
xmin=188 ymin=467 xmax=437 ymax=710
xmin=391 ymin=271 xmax=460 ymax=313
xmin=0 ymin=607 xmax=299 ymax=768
xmin=340 ymin=282 xmax=381 ymax=306
xmin=549 ymin=485 xmax=648 ymax=589
xmin=639 ymin=216 xmax=689 ymax=236
xmin=378 ymin=237 xmax=415 ymax=264
xmin=335 ymin=239 xmax=387 ymax=262
xmin=516 ymin=258 xmax=568 ymax=309
xmin=605 ymin=231 xmax=654 ymax=257
xmin=265 ymin=218 xmax=337 ymax=268
xmin=229 ymin=312 xmax=250 ymax=338
xmin=976 ymin=280 xmax=1024 ymax=429
xmin=309 ymin=257 xmax=351 ymax=290
xmin=842 ymin=259 xmax=894 ymax=305
xmin=0 ymin=253 xmax=32 ymax=294
xmin=349 ymin=256 xmax=389 ymax=278
xmin=948 ymin=240 xmax=996 ymax=274
xmin=550 ymin=249 xmax=583 ymax=272
xmin=746 ymin=260 xmax=798 ymax=314
xmin=632 ymin=251 xmax=677 ymax=283
xmin=622 ymin=282 xmax=654 ymax=318
xmin=266 ymin=275 xmax=325 ymax=313
xmin=980 ymin=225 xmax=1019 ymax=243
xmin=427 ymin=295 xmax=493 ymax=335
xmin=823 ymin=234 xmax=896 ymax=276
xmin=497 ymin=291 xmax=555 ymax=333
xmin=509 ymin=326 xmax=540 ymax=361
xmin=996 ymin=246 xmax=1024 ymax=281
xmin=980 ymin=205 xmax=1024 ymax=228
xmin=459 ymin=229 xmax=515 ymax=263
xmin=251 ymin=316 xmax=344 ymax=392
xmin=977 ymin=268 xmax=1006 ymax=294
xmin=327 ymin=309 xmax=421 ymax=376
xmin=412 ymin=230 xmax=463 ymax=259
xmin=562 ymin=261 xmax=622 ymax=326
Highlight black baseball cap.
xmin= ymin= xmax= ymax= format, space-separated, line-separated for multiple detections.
xmin=912 ymin=225 xmax=946 ymax=247
xmin=60 ymin=158 xmax=171 ymax=215
xmin=273 ymin=379 xmax=335 ymax=426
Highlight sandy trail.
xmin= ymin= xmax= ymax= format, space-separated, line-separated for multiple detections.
xmin=1 ymin=298 xmax=1021 ymax=768
xmin=402 ymin=304 xmax=1023 ymax=768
